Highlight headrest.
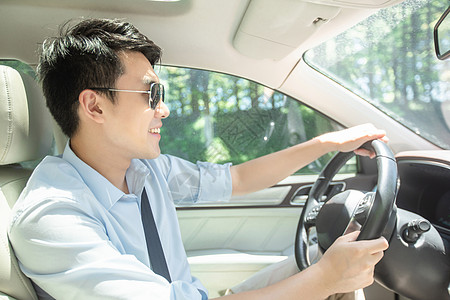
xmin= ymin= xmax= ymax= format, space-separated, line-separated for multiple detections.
xmin=0 ymin=65 xmax=53 ymax=165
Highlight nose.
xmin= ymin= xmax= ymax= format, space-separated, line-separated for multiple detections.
xmin=154 ymin=100 xmax=170 ymax=119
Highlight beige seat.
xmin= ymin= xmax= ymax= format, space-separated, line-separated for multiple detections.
xmin=0 ymin=65 xmax=53 ymax=300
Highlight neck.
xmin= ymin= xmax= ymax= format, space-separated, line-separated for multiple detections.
xmin=70 ymin=134 xmax=131 ymax=194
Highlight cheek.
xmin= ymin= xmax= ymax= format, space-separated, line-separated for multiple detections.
xmin=122 ymin=118 xmax=147 ymax=138
xmin=106 ymin=104 xmax=154 ymax=138
xmin=127 ymin=111 xmax=155 ymax=138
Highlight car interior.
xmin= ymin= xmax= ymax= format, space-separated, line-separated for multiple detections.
xmin=0 ymin=64 xmax=52 ymax=300
xmin=0 ymin=0 xmax=449 ymax=299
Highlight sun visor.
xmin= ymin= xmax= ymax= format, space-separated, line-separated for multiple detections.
xmin=233 ymin=0 xmax=341 ymax=60
xmin=306 ymin=0 xmax=399 ymax=9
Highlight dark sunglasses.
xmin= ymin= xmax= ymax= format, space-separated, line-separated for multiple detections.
xmin=89 ymin=82 xmax=165 ymax=110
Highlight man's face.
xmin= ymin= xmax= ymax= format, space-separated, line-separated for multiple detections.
xmin=101 ymin=51 xmax=170 ymax=160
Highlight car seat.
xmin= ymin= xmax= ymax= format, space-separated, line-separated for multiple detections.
xmin=0 ymin=65 xmax=53 ymax=299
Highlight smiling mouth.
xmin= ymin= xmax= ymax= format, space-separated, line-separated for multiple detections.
xmin=148 ymin=128 xmax=161 ymax=134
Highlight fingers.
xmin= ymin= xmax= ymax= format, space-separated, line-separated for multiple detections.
xmin=343 ymin=232 xmax=388 ymax=250
xmin=355 ymin=123 xmax=385 ymax=137
xmin=369 ymin=248 xmax=385 ymax=265
xmin=358 ymin=237 xmax=389 ymax=254
xmin=353 ymin=238 xmax=387 ymax=268
xmin=350 ymin=123 xmax=389 ymax=158
xmin=337 ymin=232 xmax=389 ymax=271
xmin=337 ymin=230 xmax=360 ymax=242
xmin=317 ymin=233 xmax=389 ymax=294
xmin=353 ymin=148 xmax=376 ymax=158
xmin=379 ymin=135 xmax=389 ymax=143
xmin=338 ymin=232 xmax=389 ymax=255
xmin=320 ymin=123 xmax=389 ymax=154
xmin=353 ymin=124 xmax=387 ymax=145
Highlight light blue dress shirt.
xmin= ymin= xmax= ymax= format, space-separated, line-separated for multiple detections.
xmin=9 ymin=142 xmax=232 ymax=300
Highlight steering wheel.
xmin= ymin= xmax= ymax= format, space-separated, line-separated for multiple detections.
xmin=295 ymin=140 xmax=398 ymax=270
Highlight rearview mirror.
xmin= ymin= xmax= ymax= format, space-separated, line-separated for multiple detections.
xmin=434 ymin=5 xmax=450 ymax=60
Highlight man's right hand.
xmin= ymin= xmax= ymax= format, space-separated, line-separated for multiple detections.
xmin=215 ymin=230 xmax=388 ymax=300
xmin=314 ymin=231 xmax=389 ymax=295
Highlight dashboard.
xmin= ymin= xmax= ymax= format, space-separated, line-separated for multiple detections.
xmin=367 ymin=151 xmax=450 ymax=300
xmin=396 ymin=151 xmax=450 ymax=234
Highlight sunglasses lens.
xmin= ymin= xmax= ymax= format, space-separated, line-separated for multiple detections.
xmin=151 ymin=84 xmax=164 ymax=109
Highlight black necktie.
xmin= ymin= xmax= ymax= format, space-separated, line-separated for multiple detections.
xmin=141 ymin=188 xmax=172 ymax=282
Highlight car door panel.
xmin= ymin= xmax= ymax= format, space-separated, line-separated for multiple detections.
xmin=177 ymin=206 xmax=300 ymax=296
xmin=178 ymin=206 xmax=301 ymax=253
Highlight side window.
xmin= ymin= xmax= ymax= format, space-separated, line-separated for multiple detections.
xmin=0 ymin=59 xmax=36 ymax=79
xmin=158 ymin=66 xmax=356 ymax=205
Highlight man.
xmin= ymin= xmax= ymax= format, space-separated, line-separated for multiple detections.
xmin=9 ymin=18 xmax=388 ymax=300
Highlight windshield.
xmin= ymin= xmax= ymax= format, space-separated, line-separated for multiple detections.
xmin=304 ymin=0 xmax=450 ymax=149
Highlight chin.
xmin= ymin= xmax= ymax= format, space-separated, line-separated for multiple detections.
xmin=149 ymin=152 xmax=161 ymax=159
xmin=145 ymin=148 xmax=161 ymax=160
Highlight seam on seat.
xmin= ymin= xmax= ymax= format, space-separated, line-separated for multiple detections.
xmin=1 ymin=175 xmax=31 ymax=188
xmin=6 ymin=235 xmax=35 ymax=299
xmin=0 ymin=230 xmax=36 ymax=299
xmin=0 ymin=68 xmax=13 ymax=163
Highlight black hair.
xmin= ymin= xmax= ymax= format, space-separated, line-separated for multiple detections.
xmin=37 ymin=18 xmax=162 ymax=137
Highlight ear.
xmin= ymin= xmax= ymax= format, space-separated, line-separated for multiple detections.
xmin=78 ymin=89 xmax=105 ymax=124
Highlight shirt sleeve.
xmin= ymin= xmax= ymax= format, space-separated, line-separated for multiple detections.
xmin=154 ymin=154 xmax=233 ymax=205
xmin=8 ymin=198 xmax=206 ymax=300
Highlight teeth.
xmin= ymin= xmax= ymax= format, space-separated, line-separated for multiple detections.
xmin=148 ymin=128 xmax=160 ymax=134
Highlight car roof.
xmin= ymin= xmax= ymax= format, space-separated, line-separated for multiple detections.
xmin=0 ymin=0 xmax=404 ymax=89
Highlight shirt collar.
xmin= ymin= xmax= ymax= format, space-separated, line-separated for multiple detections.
xmin=126 ymin=158 xmax=150 ymax=198
xmin=62 ymin=141 xmax=150 ymax=210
